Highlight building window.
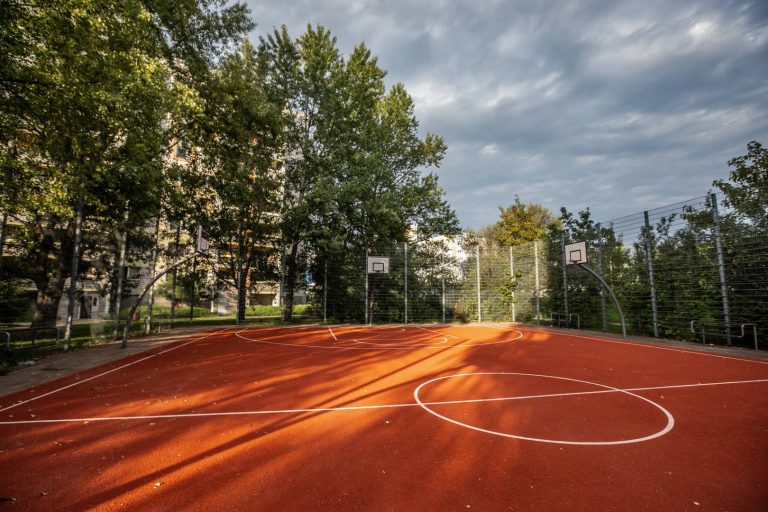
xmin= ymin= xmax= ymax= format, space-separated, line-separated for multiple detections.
xmin=125 ymin=267 xmax=141 ymax=281
xmin=176 ymin=140 xmax=189 ymax=159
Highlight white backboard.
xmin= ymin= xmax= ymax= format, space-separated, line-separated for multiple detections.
xmin=196 ymin=225 xmax=210 ymax=256
xmin=367 ymin=256 xmax=389 ymax=274
xmin=564 ymin=241 xmax=587 ymax=265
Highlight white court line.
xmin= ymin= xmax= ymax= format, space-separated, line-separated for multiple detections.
xmin=424 ymin=377 xmax=768 ymax=406
xmin=414 ymin=371 xmax=676 ymax=446
xmin=2 ymin=376 xmax=766 ymax=426
xmin=328 ymin=326 xmax=338 ymax=342
xmin=236 ymin=328 xmax=523 ymax=350
xmin=0 ymin=328 xmax=231 ymax=413
xmin=487 ymin=325 xmax=768 ymax=366
xmin=412 ymin=325 xmax=460 ymax=339
xmin=349 ymin=336 xmax=450 ymax=347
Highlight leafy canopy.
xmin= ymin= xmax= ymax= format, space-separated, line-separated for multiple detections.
xmin=714 ymin=140 xmax=767 ymax=228
xmin=493 ymin=196 xmax=560 ymax=246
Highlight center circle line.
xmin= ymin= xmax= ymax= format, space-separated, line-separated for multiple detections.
xmin=413 ymin=372 xmax=675 ymax=446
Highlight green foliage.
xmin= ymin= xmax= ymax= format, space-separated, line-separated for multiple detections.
xmin=494 ymin=197 xmax=560 ymax=246
xmin=187 ymin=39 xmax=283 ymax=321
xmin=0 ymin=276 xmax=33 ymax=324
xmin=0 ymin=0 xmax=253 ymax=327
xmin=548 ymin=207 xmax=635 ymax=332
xmin=714 ymin=141 xmax=767 ymax=229
xmin=500 ymin=273 xmax=522 ymax=305
xmin=258 ymin=25 xmax=458 ymax=320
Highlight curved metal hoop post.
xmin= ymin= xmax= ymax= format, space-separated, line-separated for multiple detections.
xmin=121 ymin=252 xmax=199 ymax=348
xmin=576 ymin=263 xmax=627 ymax=339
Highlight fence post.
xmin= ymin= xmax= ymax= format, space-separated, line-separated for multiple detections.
xmin=476 ymin=245 xmax=482 ymax=323
xmin=404 ymin=242 xmax=408 ymax=324
xmin=509 ymin=246 xmax=516 ymax=322
xmin=597 ymin=226 xmax=608 ymax=331
xmin=711 ymin=193 xmax=732 ymax=345
xmin=364 ymin=248 xmax=369 ymax=325
xmin=561 ymin=232 xmax=569 ymax=320
xmin=441 ymin=274 xmax=446 ymax=324
xmin=278 ymin=247 xmax=284 ymax=321
xmin=0 ymin=212 xmax=6 ymax=271
xmin=644 ymin=211 xmax=659 ymax=337
xmin=323 ymin=260 xmax=328 ymax=324
xmin=534 ymin=240 xmax=541 ymax=323
xmin=189 ymin=255 xmax=197 ymax=323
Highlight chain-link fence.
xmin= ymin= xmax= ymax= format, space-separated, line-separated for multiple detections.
xmin=2 ymin=193 xmax=765 ymax=351
xmin=314 ymin=193 xmax=766 ymax=350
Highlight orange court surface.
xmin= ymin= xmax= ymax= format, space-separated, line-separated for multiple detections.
xmin=1 ymin=324 xmax=768 ymax=511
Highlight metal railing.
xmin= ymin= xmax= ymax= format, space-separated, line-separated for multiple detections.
xmin=551 ymin=312 xmax=581 ymax=330
xmin=2 ymin=327 xmax=61 ymax=352
xmin=690 ymin=320 xmax=759 ymax=350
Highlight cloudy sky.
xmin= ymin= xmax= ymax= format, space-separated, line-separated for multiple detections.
xmin=244 ymin=0 xmax=768 ymax=229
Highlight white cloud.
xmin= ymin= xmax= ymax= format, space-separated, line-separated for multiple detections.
xmin=481 ymin=144 xmax=498 ymax=155
xmin=576 ymin=155 xmax=607 ymax=165
xmin=245 ymin=0 xmax=768 ymax=228
xmin=408 ymin=80 xmax=459 ymax=110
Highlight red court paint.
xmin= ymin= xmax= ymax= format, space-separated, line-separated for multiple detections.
xmin=1 ymin=325 xmax=766 ymax=511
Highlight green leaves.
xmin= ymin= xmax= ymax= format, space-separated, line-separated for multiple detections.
xmin=256 ymin=24 xmax=458 ymax=317
xmin=1 ymin=0 xmax=253 ymax=325
xmin=714 ymin=141 xmax=768 ymax=228
xmin=494 ymin=197 xmax=559 ymax=246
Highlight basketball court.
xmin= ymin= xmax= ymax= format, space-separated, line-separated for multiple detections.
xmin=1 ymin=324 xmax=767 ymax=511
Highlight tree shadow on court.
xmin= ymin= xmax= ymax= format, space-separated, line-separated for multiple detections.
xmin=0 ymin=325 xmax=548 ymax=511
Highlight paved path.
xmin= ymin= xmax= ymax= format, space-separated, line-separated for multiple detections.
xmin=0 ymin=326 xmax=224 ymax=396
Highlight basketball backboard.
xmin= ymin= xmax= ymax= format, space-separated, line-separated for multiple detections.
xmin=367 ymin=256 xmax=389 ymax=274
xmin=564 ymin=241 xmax=587 ymax=265
xmin=196 ymin=225 xmax=210 ymax=256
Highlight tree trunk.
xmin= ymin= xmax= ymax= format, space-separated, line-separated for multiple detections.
xmin=31 ymin=285 xmax=64 ymax=327
xmin=0 ymin=212 xmax=6 ymax=269
xmin=145 ymin=215 xmax=160 ymax=334
xmin=64 ymin=197 xmax=85 ymax=346
xmin=169 ymin=222 xmax=181 ymax=325
xmin=112 ymin=205 xmax=129 ymax=338
xmin=30 ymin=216 xmax=73 ymax=328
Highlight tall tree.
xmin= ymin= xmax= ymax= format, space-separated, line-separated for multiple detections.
xmin=189 ymin=40 xmax=282 ymax=322
xmin=259 ymin=26 xmax=458 ymax=320
xmin=0 ymin=0 xmax=252 ymax=327
xmin=258 ymin=25 xmax=342 ymax=320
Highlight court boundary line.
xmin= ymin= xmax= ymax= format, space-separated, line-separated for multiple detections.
xmin=0 ymin=328 xmax=231 ymax=413
xmin=3 ymin=376 xmax=765 ymax=426
xmin=493 ymin=325 xmax=768 ymax=366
